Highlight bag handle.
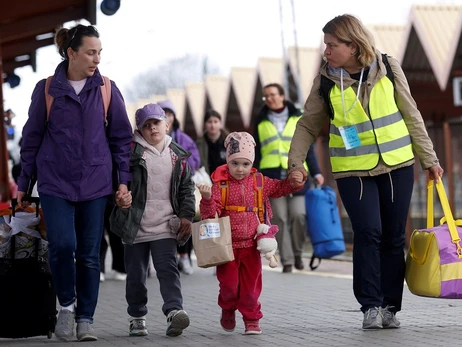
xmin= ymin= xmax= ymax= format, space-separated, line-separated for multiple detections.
xmin=427 ymin=179 xmax=462 ymax=258
xmin=440 ymin=217 xmax=462 ymax=227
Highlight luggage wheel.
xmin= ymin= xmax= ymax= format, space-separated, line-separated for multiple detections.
xmin=47 ymin=331 xmax=53 ymax=339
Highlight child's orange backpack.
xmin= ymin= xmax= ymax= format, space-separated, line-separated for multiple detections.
xmin=218 ymin=172 xmax=265 ymax=223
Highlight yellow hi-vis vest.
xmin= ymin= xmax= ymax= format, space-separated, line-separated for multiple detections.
xmin=258 ymin=117 xmax=308 ymax=171
xmin=328 ymin=76 xmax=414 ymax=173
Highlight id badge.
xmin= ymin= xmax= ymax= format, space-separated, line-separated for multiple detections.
xmin=338 ymin=126 xmax=361 ymax=150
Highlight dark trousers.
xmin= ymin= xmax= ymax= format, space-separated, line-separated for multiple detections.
xmin=177 ymin=238 xmax=193 ymax=257
xmin=100 ymin=200 xmax=125 ymax=273
xmin=125 ymin=238 xmax=183 ymax=317
xmin=336 ymin=165 xmax=414 ymax=313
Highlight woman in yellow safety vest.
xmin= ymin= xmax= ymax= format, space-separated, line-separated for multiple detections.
xmin=288 ymin=14 xmax=443 ymax=330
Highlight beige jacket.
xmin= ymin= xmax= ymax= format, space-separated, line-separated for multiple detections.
xmin=288 ymin=50 xmax=439 ymax=179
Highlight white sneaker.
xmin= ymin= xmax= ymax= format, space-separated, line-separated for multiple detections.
xmin=362 ymin=307 xmax=383 ymax=330
xmin=129 ymin=316 xmax=148 ymax=336
xmin=112 ymin=271 xmax=127 ymax=281
xmin=166 ymin=310 xmax=189 ymax=336
xmin=382 ymin=306 xmax=400 ymax=329
xmin=179 ymin=257 xmax=193 ymax=275
xmin=100 ymin=272 xmax=105 ymax=282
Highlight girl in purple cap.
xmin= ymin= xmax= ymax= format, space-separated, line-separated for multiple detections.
xmin=111 ymin=103 xmax=195 ymax=338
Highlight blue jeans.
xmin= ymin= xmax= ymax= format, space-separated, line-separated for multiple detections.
xmin=40 ymin=193 xmax=108 ymax=323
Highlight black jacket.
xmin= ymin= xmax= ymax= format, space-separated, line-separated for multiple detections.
xmin=110 ymin=140 xmax=195 ymax=245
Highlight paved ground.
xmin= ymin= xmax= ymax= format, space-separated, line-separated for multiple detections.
xmin=1 ymin=254 xmax=461 ymax=347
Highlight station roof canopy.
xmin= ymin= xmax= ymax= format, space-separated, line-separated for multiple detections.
xmin=0 ymin=0 xmax=96 ymax=76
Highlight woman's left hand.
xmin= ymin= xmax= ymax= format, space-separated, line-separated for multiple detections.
xmin=428 ymin=163 xmax=444 ymax=182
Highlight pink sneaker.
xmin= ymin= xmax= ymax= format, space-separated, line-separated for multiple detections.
xmin=220 ymin=310 xmax=236 ymax=332
xmin=244 ymin=320 xmax=262 ymax=335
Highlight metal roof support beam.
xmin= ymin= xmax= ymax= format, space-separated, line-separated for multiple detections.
xmin=0 ymin=8 xmax=87 ymax=43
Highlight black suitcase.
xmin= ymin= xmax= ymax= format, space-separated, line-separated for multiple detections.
xmin=0 ymin=197 xmax=57 ymax=339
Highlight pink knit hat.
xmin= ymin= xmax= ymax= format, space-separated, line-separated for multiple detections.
xmin=224 ymin=132 xmax=256 ymax=163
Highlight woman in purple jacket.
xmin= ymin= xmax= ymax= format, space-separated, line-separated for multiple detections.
xmin=17 ymin=25 xmax=133 ymax=342
xmin=158 ymin=100 xmax=200 ymax=275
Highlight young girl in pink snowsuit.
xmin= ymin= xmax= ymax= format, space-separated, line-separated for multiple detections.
xmin=197 ymin=132 xmax=305 ymax=335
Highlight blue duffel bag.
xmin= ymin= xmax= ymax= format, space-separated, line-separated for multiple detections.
xmin=305 ymin=186 xmax=345 ymax=270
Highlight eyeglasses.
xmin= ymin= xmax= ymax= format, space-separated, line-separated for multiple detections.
xmin=262 ymin=93 xmax=279 ymax=101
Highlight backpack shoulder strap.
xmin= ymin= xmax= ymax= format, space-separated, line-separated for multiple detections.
xmin=218 ymin=180 xmax=229 ymax=209
xmin=44 ymin=76 xmax=53 ymax=121
xmin=319 ymin=75 xmax=335 ymax=120
xmin=218 ymin=174 xmax=265 ymax=222
xmin=44 ymin=76 xmax=112 ymax=124
xmin=381 ymin=53 xmax=394 ymax=85
xmin=253 ymin=172 xmax=265 ymax=224
xmin=101 ymin=76 xmax=112 ymax=124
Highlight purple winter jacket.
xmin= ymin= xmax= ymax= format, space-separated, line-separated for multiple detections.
xmin=172 ymin=128 xmax=200 ymax=173
xmin=18 ymin=61 xmax=133 ymax=201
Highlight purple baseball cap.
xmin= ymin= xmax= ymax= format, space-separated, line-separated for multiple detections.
xmin=135 ymin=103 xmax=167 ymax=129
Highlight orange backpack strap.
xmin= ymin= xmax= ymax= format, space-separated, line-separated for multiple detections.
xmin=44 ymin=76 xmax=53 ymax=121
xmin=219 ymin=173 xmax=265 ymax=222
xmin=100 ymin=76 xmax=112 ymax=124
xmin=253 ymin=172 xmax=265 ymax=224
xmin=44 ymin=75 xmax=111 ymax=124
xmin=219 ymin=180 xmax=229 ymax=208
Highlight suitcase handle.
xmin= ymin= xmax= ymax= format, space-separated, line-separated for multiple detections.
xmin=9 ymin=197 xmax=41 ymax=261
xmin=11 ymin=197 xmax=40 ymax=218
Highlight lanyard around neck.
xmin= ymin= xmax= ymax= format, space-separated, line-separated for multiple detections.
xmin=340 ymin=67 xmax=364 ymax=124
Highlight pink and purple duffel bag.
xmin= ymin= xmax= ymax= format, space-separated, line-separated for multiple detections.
xmin=406 ymin=179 xmax=462 ymax=299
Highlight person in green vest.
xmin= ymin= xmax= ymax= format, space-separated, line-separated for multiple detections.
xmin=254 ymin=83 xmax=324 ymax=274
xmin=288 ymin=14 xmax=443 ymax=330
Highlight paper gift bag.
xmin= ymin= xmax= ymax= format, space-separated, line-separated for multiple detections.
xmin=192 ymin=215 xmax=234 ymax=268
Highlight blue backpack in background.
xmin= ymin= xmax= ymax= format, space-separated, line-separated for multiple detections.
xmin=305 ymin=186 xmax=345 ymax=270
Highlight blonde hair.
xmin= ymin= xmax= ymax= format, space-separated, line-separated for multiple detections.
xmin=323 ymin=14 xmax=376 ymax=67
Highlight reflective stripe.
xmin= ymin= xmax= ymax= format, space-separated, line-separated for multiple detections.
xmin=379 ymin=135 xmax=412 ymax=153
xmin=330 ymin=144 xmax=378 ymax=157
xmin=261 ymin=135 xmax=279 ymax=147
xmin=330 ymin=111 xmax=404 ymax=136
xmin=261 ymin=135 xmax=293 ymax=146
xmin=330 ymin=135 xmax=411 ymax=157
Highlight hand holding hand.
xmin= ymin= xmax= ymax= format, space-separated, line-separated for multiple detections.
xmin=289 ymin=169 xmax=307 ymax=189
xmin=115 ymin=189 xmax=132 ymax=208
xmin=428 ymin=164 xmax=444 ymax=183
xmin=196 ymin=184 xmax=212 ymax=199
